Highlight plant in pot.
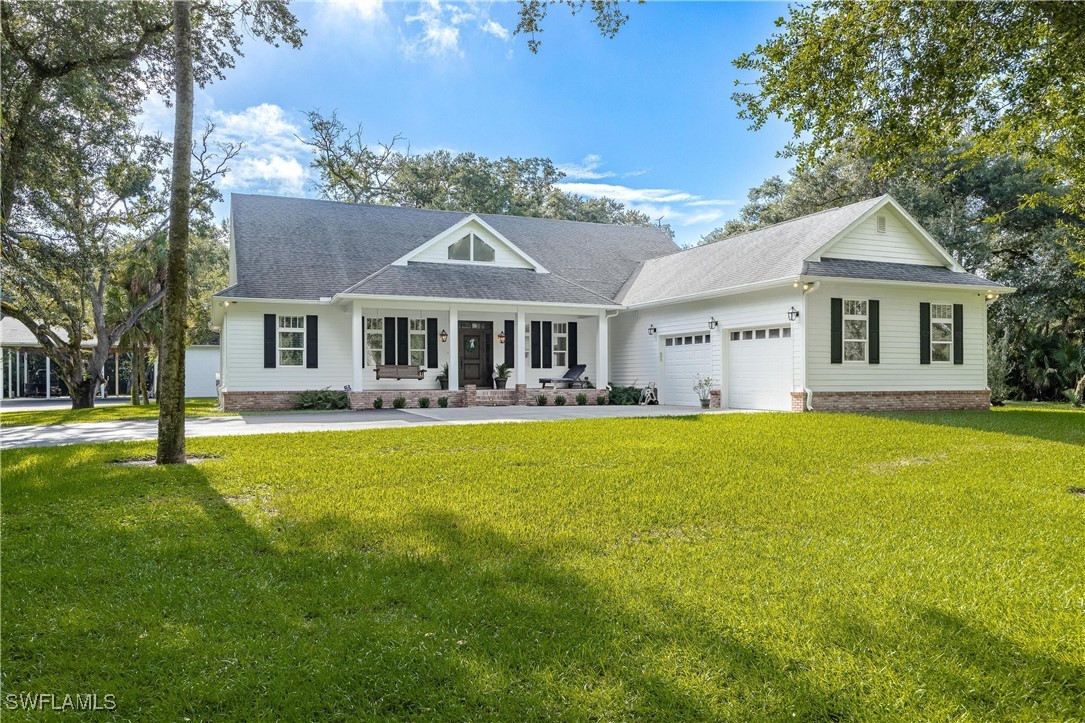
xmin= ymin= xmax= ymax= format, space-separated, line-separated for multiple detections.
xmin=436 ymin=363 xmax=449 ymax=390
xmin=493 ymin=362 xmax=511 ymax=389
xmin=693 ymin=374 xmax=714 ymax=409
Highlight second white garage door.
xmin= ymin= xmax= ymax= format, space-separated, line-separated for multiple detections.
xmin=728 ymin=327 xmax=793 ymax=411
xmin=661 ymin=333 xmax=714 ymax=406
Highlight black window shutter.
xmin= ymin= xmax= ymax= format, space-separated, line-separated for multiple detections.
xmin=830 ymin=298 xmax=843 ymax=364
xmin=530 ymin=321 xmax=541 ymax=368
xmin=426 ymin=318 xmax=438 ymax=368
xmin=542 ymin=321 xmax=553 ymax=369
xmin=953 ymin=304 xmax=964 ymax=365
xmin=868 ymin=300 xmax=880 ymax=365
xmin=360 ymin=316 xmax=365 ymax=368
xmin=397 ymin=317 xmax=409 ymax=365
xmin=504 ymin=320 xmax=515 ymax=368
xmin=306 ymin=315 xmax=318 ymax=368
xmin=920 ymin=303 xmax=931 ymax=365
xmin=568 ymin=322 xmax=578 ymax=366
xmin=263 ymin=314 xmax=276 ymax=368
xmin=384 ymin=316 xmax=396 ymax=365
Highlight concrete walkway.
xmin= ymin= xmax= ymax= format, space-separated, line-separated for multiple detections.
xmin=1 ymin=405 xmax=738 ymax=449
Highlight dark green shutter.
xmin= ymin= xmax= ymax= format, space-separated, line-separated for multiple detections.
xmin=306 ymin=315 xmax=318 ymax=368
xmin=397 ymin=317 xmax=408 ymax=365
xmin=504 ymin=320 xmax=515 ymax=368
xmin=264 ymin=314 xmax=276 ymax=368
xmin=530 ymin=321 xmax=541 ymax=368
xmin=953 ymin=304 xmax=964 ymax=365
xmin=360 ymin=316 xmax=365 ymax=368
xmin=568 ymin=322 xmax=578 ymax=366
xmin=384 ymin=316 xmax=396 ymax=365
xmin=542 ymin=321 xmax=552 ymax=369
xmin=427 ymin=318 xmax=438 ymax=368
xmin=830 ymin=298 xmax=843 ymax=364
xmin=868 ymin=300 xmax=879 ymax=364
xmin=920 ymin=303 xmax=931 ymax=365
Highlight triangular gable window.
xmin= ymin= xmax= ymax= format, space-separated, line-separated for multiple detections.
xmin=448 ymin=233 xmax=495 ymax=263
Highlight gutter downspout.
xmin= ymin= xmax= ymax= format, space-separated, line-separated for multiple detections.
xmin=800 ymin=280 xmax=820 ymax=411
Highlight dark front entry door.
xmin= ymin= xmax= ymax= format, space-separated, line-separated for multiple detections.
xmin=459 ymin=321 xmax=492 ymax=388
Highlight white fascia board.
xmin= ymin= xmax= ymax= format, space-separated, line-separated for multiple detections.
xmin=807 ymin=196 xmax=963 ymax=271
xmin=391 ymin=214 xmax=550 ymax=273
xmin=212 ymin=296 xmax=335 ymax=305
xmin=333 ymin=292 xmax=620 ymax=311
xmin=800 ymin=275 xmax=1017 ymax=294
xmin=623 ymin=277 xmax=799 ymax=310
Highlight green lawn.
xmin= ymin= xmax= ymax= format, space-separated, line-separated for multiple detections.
xmin=0 ymin=398 xmax=230 ymax=427
xmin=2 ymin=405 xmax=1082 ymax=720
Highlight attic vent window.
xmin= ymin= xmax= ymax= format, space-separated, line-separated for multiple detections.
xmin=448 ymin=233 xmax=495 ymax=263
xmin=876 ymin=215 xmax=887 ymax=233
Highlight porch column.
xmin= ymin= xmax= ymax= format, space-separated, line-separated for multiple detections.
xmin=596 ymin=310 xmax=610 ymax=388
xmin=448 ymin=307 xmax=459 ymax=391
xmin=45 ymin=356 xmax=51 ymax=399
xmin=23 ymin=351 xmax=28 ymax=396
xmin=351 ymin=300 xmax=364 ymax=391
xmin=515 ymin=309 xmax=527 ymax=386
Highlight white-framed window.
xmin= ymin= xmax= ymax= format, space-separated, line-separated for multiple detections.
xmin=930 ymin=303 xmax=953 ymax=362
xmin=365 ymin=317 xmax=384 ymax=366
xmin=552 ymin=322 xmax=568 ymax=367
xmin=448 ymin=233 xmax=496 ymax=263
xmin=409 ymin=318 xmax=427 ymax=366
xmin=278 ymin=315 xmax=305 ymax=367
xmin=843 ymin=299 xmax=868 ymax=362
xmin=782 ymin=327 xmax=791 ymax=338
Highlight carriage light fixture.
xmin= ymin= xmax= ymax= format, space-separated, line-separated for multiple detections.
xmin=787 ymin=307 xmax=800 ymax=322
xmin=647 ymin=324 xmax=657 ymax=336
xmin=439 ymin=329 xmax=448 ymax=343
xmin=497 ymin=330 xmax=506 ymax=344
xmin=708 ymin=317 xmax=719 ymax=330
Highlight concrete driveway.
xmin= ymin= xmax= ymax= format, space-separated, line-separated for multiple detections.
xmin=1 ymin=404 xmax=740 ymax=449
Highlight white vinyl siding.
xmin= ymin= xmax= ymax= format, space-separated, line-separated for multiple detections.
xmin=806 ymin=282 xmax=986 ymax=391
xmin=820 ymin=207 xmax=943 ymax=266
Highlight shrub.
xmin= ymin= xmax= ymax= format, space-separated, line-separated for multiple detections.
xmin=607 ymin=385 xmax=641 ymax=405
xmin=596 ymin=394 xmax=607 ymax=405
xmin=372 ymin=397 xmax=384 ymax=409
xmin=438 ymin=396 xmax=449 ymax=408
xmin=555 ymin=394 xmax=567 ymax=406
xmin=536 ymin=395 xmax=548 ymax=406
xmin=418 ymin=396 xmax=431 ymax=409
xmin=295 ymin=389 xmax=350 ymax=411
xmin=393 ymin=396 xmax=407 ymax=409
xmin=576 ymin=393 xmax=588 ymax=406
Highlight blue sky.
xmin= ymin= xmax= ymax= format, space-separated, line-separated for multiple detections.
xmin=143 ymin=1 xmax=797 ymax=246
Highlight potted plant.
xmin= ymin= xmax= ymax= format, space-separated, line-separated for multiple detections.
xmin=436 ymin=363 xmax=449 ymax=390
xmin=693 ymin=374 xmax=714 ymax=408
xmin=493 ymin=362 xmax=511 ymax=389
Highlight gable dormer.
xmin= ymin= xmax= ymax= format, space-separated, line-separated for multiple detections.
xmin=393 ymin=215 xmax=548 ymax=273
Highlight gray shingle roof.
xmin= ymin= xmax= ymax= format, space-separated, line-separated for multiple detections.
xmin=221 ymin=194 xmax=678 ymax=302
xmin=619 ymin=196 xmax=888 ymax=305
xmin=802 ymin=258 xmax=1006 ymax=287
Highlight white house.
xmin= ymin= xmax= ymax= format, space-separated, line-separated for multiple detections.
xmin=211 ymin=194 xmax=1011 ymax=412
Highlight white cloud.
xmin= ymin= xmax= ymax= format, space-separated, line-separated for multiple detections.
xmin=558 ymin=182 xmax=699 ymax=205
xmin=559 ymin=179 xmax=736 ymax=228
xmin=208 ymin=103 xmax=311 ymax=196
xmin=321 ymin=0 xmax=386 ymax=23
xmin=480 ymin=18 xmax=509 ymax=41
xmin=402 ymin=0 xmax=467 ymax=59
xmin=557 ymin=154 xmax=614 ymax=181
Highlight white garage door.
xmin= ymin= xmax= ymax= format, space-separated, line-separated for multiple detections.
xmin=184 ymin=346 xmax=220 ymax=398
xmin=728 ymin=326 xmax=793 ymax=411
xmin=661 ymin=333 xmax=714 ymax=406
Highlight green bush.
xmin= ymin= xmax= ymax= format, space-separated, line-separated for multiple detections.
xmin=295 ymin=389 xmax=350 ymax=411
xmin=607 ymin=385 xmax=641 ymax=405
xmin=536 ymin=395 xmax=548 ymax=406
xmin=554 ymin=395 xmax=567 ymax=406
xmin=576 ymin=393 xmax=588 ymax=406
xmin=437 ymin=396 xmax=449 ymax=408
xmin=596 ymin=394 xmax=607 ymax=405
xmin=372 ymin=397 xmax=384 ymax=409
xmin=418 ymin=396 xmax=431 ymax=409
xmin=393 ymin=396 xmax=407 ymax=409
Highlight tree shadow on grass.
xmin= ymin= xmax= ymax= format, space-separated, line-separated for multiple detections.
xmin=3 ymin=454 xmax=854 ymax=721
xmin=872 ymin=406 xmax=1085 ymax=447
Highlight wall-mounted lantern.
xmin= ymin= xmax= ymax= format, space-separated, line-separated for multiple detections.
xmin=708 ymin=317 xmax=719 ymax=330
xmin=439 ymin=329 xmax=449 ymax=343
xmin=787 ymin=307 xmax=800 ymax=322
xmin=497 ymin=330 xmax=506 ymax=344
xmin=647 ymin=324 xmax=657 ymax=336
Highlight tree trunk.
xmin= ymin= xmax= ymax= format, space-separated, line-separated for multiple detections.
xmin=70 ymin=379 xmax=98 ymax=409
xmin=131 ymin=346 xmax=143 ymax=405
xmin=156 ymin=0 xmax=193 ymax=465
